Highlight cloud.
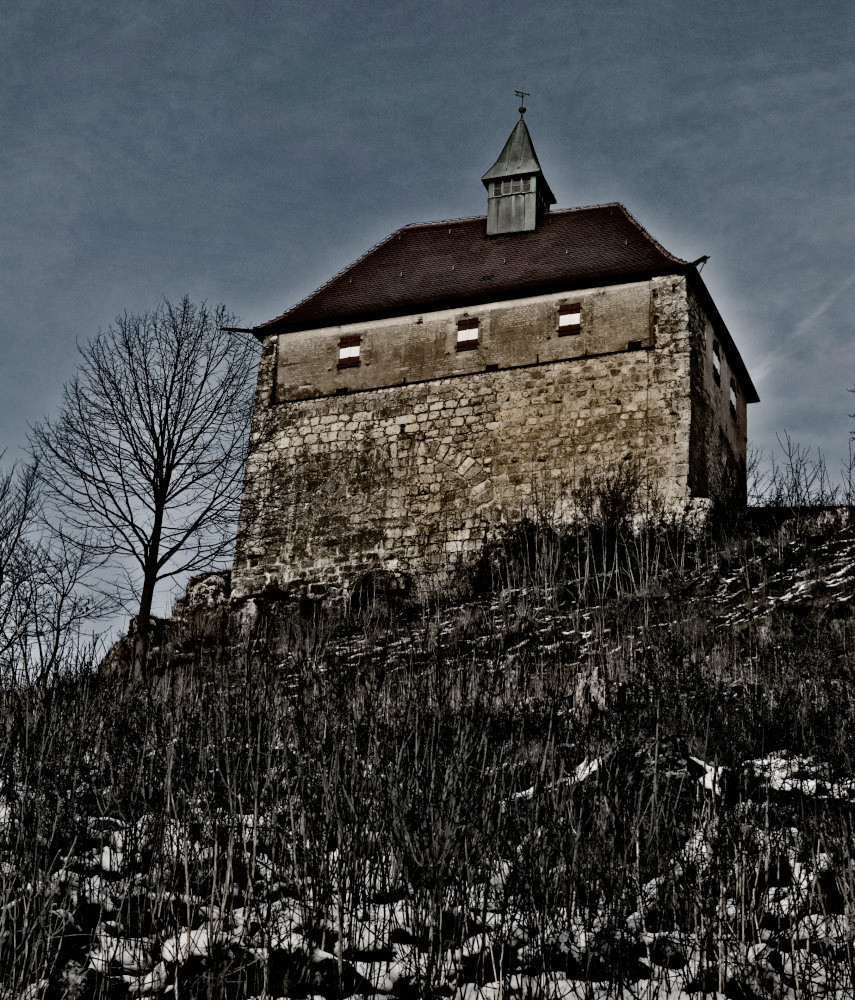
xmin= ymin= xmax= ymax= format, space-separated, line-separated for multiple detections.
xmin=793 ymin=270 xmax=855 ymax=340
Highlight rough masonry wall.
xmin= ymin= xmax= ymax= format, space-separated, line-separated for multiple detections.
xmin=232 ymin=276 xmax=695 ymax=598
xmin=687 ymin=285 xmax=749 ymax=501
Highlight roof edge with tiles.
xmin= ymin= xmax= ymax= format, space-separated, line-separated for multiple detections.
xmin=254 ymin=204 xmax=686 ymax=335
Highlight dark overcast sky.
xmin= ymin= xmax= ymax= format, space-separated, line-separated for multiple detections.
xmin=3 ymin=0 xmax=854 ymax=480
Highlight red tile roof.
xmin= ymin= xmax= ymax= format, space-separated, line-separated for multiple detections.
xmin=258 ymin=204 xmax=687 ymax=334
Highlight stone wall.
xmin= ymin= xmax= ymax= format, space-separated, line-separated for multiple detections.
xmin=232 ymin=275 xmax=721 ymax=598
xmin=275 ymin=282 xmax=655 ymax=402
xmin=687 ymin=284 xmax=749 ymax=501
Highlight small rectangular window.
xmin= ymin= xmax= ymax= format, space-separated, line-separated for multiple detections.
xmin=456 ymin=317 xmax=479 ymax=351
xmin=558 ymin=303 xmax=581 ymax=335
xmin=729 ymin=378 xmax=738 ymax=417
xmin=338 ymin=335 xmax=361 ymax=368
xmin=712 ymin=340 xmax=721 ymax=385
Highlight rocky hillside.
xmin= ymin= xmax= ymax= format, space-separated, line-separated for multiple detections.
xmin=2 ymin=511 xmax=855 ymax=1000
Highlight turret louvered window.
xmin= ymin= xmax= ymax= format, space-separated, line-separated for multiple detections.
xmin=493 ymin=177 xmax=531 ymax=196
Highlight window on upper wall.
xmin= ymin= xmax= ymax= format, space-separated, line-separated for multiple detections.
xmin=729 ymin=379 xmax=738 ymax=418
xmin=456 ymin=317 xmax=479 ymax=351
xmin=712 ymin=340 xmax=721 ymax=385
xmin=493 ymin=176 xmax=531 ymax=196
xmin=338 ymin=335 xmax=361 ymax=368
xmin=558 ymin=303 xmax=581 ymax=335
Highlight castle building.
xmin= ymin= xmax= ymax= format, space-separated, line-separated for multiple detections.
xmin=232 ymin=111 xmax=758 ymax=598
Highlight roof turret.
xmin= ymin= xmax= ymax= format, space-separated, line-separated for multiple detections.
xmin=481 ymin=108 xmax=556 ymax=235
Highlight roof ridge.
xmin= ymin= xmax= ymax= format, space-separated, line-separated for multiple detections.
xmin=399 ymin=213 xmax=485 ymax=229
xmin=396 ymin=203 xmax=675 ymax=229
xmin=554 ymin=201 xmax=624 ymax=213
xmin=403 ymin=203 xmax=627 ymax=230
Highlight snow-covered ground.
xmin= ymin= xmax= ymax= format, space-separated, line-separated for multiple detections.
xmin=3 ymin=516 xmax=855 ymax=999
xmin=2 ymin=745 xmax=855 ymax=1000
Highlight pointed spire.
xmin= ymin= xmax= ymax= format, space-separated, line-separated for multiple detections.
xmin=481 ymin=118 xmax=545 ymax=182
xmin=482 ymin=98 xmax=556 ymax=235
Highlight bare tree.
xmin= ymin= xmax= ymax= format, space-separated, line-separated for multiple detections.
xmin=31 ymin=297 xmax=259 ymax=674
xmin=0 ymin=458 xmax=101 ymax=685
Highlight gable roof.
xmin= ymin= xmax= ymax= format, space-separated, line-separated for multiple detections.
xmin=257 ymin=202 xmax=758 ymax=401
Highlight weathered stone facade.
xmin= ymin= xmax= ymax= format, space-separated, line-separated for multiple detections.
xmin=233 ymin=275 xmax=751 ymax=598
xmin=232 ymin=118 xmax=756 ymax=598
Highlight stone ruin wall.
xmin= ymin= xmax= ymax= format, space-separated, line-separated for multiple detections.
xmin=687 ymin=284 xmax=749 ymax=503
xmin=232 ymin=275 xmax=743 ymax=598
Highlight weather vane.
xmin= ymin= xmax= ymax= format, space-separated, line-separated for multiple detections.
xmin=515 ymin=90 xmax=530 ymax=117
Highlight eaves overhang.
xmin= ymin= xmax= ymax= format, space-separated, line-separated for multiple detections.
xmin=253 ymin=265 xmax=685 ymax=338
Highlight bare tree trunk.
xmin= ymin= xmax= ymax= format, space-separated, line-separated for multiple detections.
xmin=133 ymin=575 xmax=156 ymax=680
xmin=134 ymin=519 xmax=161 ymax=679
